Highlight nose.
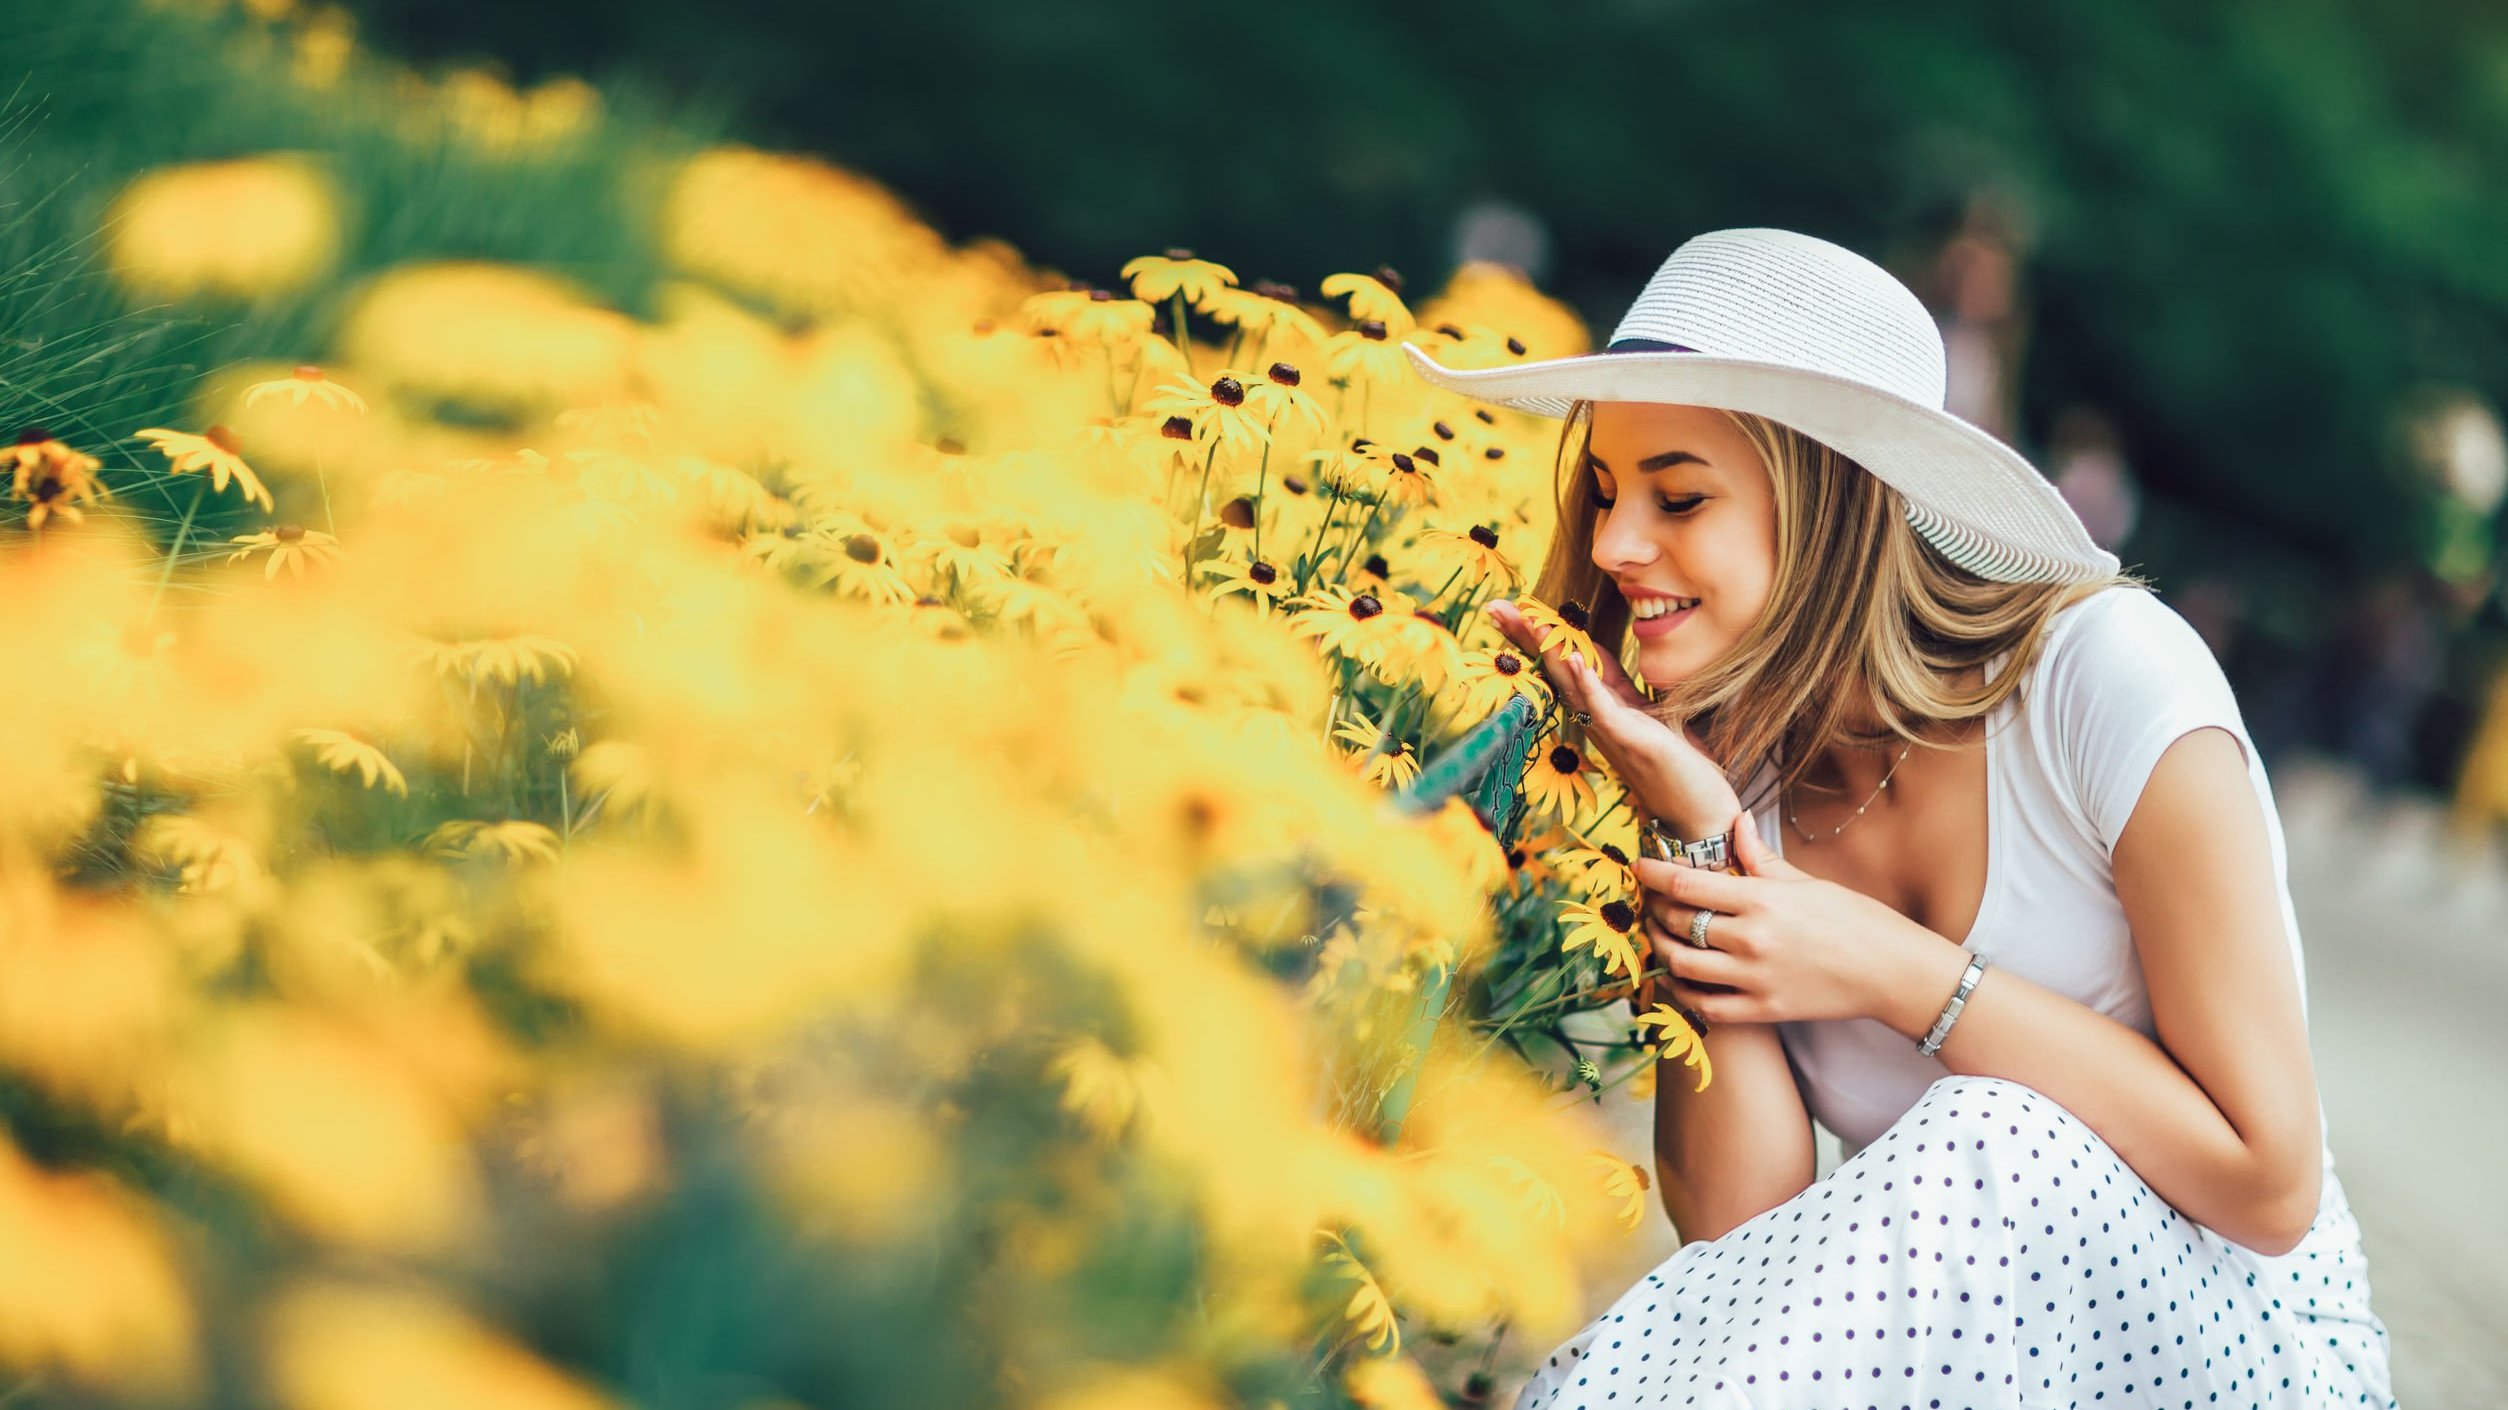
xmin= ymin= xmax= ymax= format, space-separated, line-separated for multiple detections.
xmin=1589 ymin=501 xmax=1657 ymax=578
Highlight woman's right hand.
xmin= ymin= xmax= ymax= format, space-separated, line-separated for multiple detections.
xmin=1482 ymin=597 xmax=1743 ymax=838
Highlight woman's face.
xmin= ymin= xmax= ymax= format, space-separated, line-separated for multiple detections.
xmin=1583 ymin=401 xmax=1780 ymax=683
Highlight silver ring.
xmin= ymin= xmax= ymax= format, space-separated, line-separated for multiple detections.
xmin=1687 ymin=907 xmax=1717 ymax=950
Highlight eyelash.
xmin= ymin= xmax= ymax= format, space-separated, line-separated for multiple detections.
xmin=1587 ymin=484 xmax=1704 ymax=515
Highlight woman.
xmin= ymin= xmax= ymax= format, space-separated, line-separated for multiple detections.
xmin=1404 ymin=229 xmax=2396 ymax=1408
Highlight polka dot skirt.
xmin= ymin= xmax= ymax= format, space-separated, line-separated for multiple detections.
xmin=1517 ymin=1075 xmax=2396 ymax=1409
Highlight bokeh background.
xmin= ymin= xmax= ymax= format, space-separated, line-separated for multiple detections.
xmin=4 ymin=1 xmax=2505 ymax=1408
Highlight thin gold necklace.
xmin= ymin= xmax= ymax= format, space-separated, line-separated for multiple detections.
xmin=1785 ymin=737 xmax=1915 ymax=843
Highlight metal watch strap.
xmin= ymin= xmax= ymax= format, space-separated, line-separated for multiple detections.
xmin=1641 ymin=816 xmax=1734 ymax=871
xmin=1917 ymin=953 xmax=1988 ymax=1058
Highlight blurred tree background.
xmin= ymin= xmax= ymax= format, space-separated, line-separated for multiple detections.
xmin=335 ymin=0 xmax=2508 ymax=791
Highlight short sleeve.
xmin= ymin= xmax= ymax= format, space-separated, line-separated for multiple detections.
xmin=2038 ymin=586 xmax=2253 ymax=855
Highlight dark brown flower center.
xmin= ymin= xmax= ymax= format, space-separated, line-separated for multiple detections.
xmin=1431 ymin=420 xmax=1454 ymax=440
xmin=1474 ymin=409 xmax=1496 ymax=424
xmin=1560 ymin=600 xmax=1592 ymax=631
xmin=1348 ymin=593 xmax=1383 ymax=621
xmin=1219 ymin=496 xmax=1256 ymax=530
xmin=293 ymin=365 xmax=324 ymax=381
xmin=15 ymin=427 xmax=50 ymax=445
xmin=275 ymin=524 xmax=306 ymax=542
xmin=1248 ymin=560 xmax=1278 ymax=585
xmin=1411 ymin=445 xmax=1439 ymax=466
xmin=844 ymin=534 xmax=882 ymax=564
xmin=1363 ymin=553 xmax=1390 ymax=579
xmin=1374 ymin=265 xmax=1403 ymax=293
xmin=1281 ymin=473 xmax=1309 ymax=496
xmin=1088 ymin=288 xmax=1112 ymax=302
xmin=1435 ymin=323 xmax=1466 ymax=339
xmin=1469 ymin=524 xmax=1499 ymax=549
xmin=205 ymin=425 xmax=242 ymax=455
xmin=1599 ymin=898 xmax=1638 ymax=932
xmin=1267 ymin=361 xmax=1300 ymax=386
xmin=1211 ymin=376 xmax=1245 ymax=407
xmin=1484 ymin=447 xmax=1505 ymax=460
xmin=1357 ymin=319 xmax=1387 ymax=341
xmin=1494 ymin=652 xmax=1523 ymax=675
xmin=1165 ymin=246 xmax=1196 ymax=260
xmin=1161 ymin=415 xmax=1193 ymax=440
xmin=1599 ymin=841 xmax=1630 ymax=866
xmin=1390 ymin=452 xmax=1415 ymax=474
xmin=1548 ymin=745 xmax=1582 ymax=775
xmin=1504 ymin=337 xmax=1527 ymax=356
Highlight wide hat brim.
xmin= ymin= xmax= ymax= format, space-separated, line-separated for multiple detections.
xmin=1401 ymin=341 xmax=2120 ymax=585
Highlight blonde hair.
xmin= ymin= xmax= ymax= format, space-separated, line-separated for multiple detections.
xmin=1527 ymin=398 xmax=2146 ymax=812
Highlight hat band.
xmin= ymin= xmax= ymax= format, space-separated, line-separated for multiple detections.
xmin=1605 ymin=337 xmax=1695 ymax=353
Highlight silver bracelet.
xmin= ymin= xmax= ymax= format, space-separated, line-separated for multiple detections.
xmin=1916 ymin=953 xmax=1988 ymax=1058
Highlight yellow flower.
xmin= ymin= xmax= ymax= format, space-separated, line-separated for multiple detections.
xmin=410 ymin=634 xmax=579 ymax=687
xmin=1047 ymin=1037 xmax=1145 ymax=1142
xmin=1588 ymin=1149 xmax=1654 ymax=1232
xmin=1446 ymin=644 xmax=1551 ymax=725
xmin=1120 ymin=249 xmax=1237 ymax=309
xmin=102 ymin=152 xmax=340 ymax=303
xmin=5 ymin=429 xmax=108 ymax=530
xmin=1239 ymin=360 xmax=1327 ymax=440
xmin=1330 ymin=709 xmax=1420 ymax=791
xmin=1367 ymin=444 xmax=1441 ymax=511
xmin=1522 ymin=739 xmax=1601 ymax=824
xmin=1203 ymin=284 xmax=1329 ymax=349
xmin=1021 ymin=286 xmax=1155 ymax=344
xmin=1304 ymin=441 xmax=1386 ymax=499
xmin=424 ymin=819 xmax=562 ymax=865
xmin=1634 ymin=1002 xmax=1713 ymax=1093
xmin=242 ymin=364 xmax=368 ymax=415
xmin=226 ymin=524 xmax=342 ymax=579
xmin=1285 ymin=584 xmax=1414 ymax=668
xmin=1320 ymin=270 xmax=1416 ymax=337
xmin=1555 ymin=893 xmax=1644 ymax=982
xmin=1414 ymin=523 xmax=1522 ymax=591
xmin=1317 ymin=1230 xmax=1399 ymax=1356
xmin=1200 ymin=554 xmax=1291 ymax=609
xmin=291 ymin=728 xmax=408 ymax=796
xmin=1322 ymin=321 xmax=1415 ymax=387
xmin=1140 ymin=371 xmax=1271 ymax=458
xmin=135 ymin=425 xmax=275 ymax=511
xmin=1511 ymin=595 xmax=1605 ymax=674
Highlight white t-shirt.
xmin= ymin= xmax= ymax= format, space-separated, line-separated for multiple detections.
xmin=1742 ymin=584 xmax=2327 ymax=1175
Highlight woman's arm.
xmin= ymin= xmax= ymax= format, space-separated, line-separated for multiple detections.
xmin=1653 ymin=1021 xmax=1816 ymax=1244
xmin=1868 ymin=726 xmax=2326 ymax=1255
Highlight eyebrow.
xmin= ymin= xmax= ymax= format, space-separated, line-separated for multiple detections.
xmin=1586 ymin=449 xmax=1709 ymax=474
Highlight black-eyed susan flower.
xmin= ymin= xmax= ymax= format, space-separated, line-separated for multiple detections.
xmin=410 ymin=634 xmax=579 ymax=687
xmin=1140 ymin=371 xmax=1271 ymax=458
xmin=1329 ymin=708 xmax=1420 ymax=792
xmin=134 ymin=425 xmax=276 ymax=512
xmin=807 ymin=524 xmax=917 ymax=606
xmin=1304 ymin=441 xmax=1386 ymax=499
xmin=102 ymin=153 xmax=341 ymax=303
xmin=1589 ymin=1149 xmax=1654 ymax=1232
xmin=1549 ymin=832 xmax=1638 ymax=898
xmin=1447 ymin=644 xmax=1551 ymax=724
xmin=1202 ymin=554 xmax=1290 ymax=610
xmin=1203 ymin=285 xmax=1329 ymax=351
xmin=243 ymin=364 xmax=368 ymax=414
xmin=1321 ymin=270 xmax=1416 ymax=337
xmin=1120 ymin=249 xmax=1238 ymax=309
xmin=5 ymin=429 xmax=108 ymax=530
xmin=1415 ymin=523 xmax=1522 ymax=591
xmin=901 ymin=522 xmax=1016 ymax=592
xmin=424 ymin=818 xmax=561 ymax=864
xmin=1512 ymin=595 xmax=1605 ymax=674
xmin=1375 ymin=607 xmax=1464 ymax=693
xmin=225 ymin=524 xmax=343 ymax=579
xmin=1556 ymin=893 xmax=1644 ymax=983
xmin=1634 ymin=1002 xmax=1713 ymax=1093
xmin=1285 ymin=583 xmax=1412 ymax=670
xmin=1321 ymin=319 xmax=1414 ymax=388
xmin=1522 ymin=739 xmax=1601 ymax=824
xmin=1369 ymin=445 xmax=1440 ymax=511
xmin=1241 ymin=361 xmax=1326 ymax=440
xmin=291 ymin=727 xmax=408 ymax=796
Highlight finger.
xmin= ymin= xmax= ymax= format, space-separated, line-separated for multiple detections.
xmin=1665 ymin=975 xmax=1758 ymax=1026
xmin=1643 ymin=906 xmax=1753 ymax=982
xmin=1633 ymin=853 xmax=1755 ymax=913
xmin=1728 ymin=812 xmax=1801 ymax=880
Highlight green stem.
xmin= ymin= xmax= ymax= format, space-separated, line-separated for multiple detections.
xmin=1181 ymin=439 xmax=1220 ymax=579
xmin=145 ymin=481 xmax=210 ymax=620
xmin=1171 ymin=290 xmax=1192 ymax=378
xmin=1294 ymin=486 xmax=1345 ymax=596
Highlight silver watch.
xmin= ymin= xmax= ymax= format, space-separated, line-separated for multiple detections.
xmin=1640 ymin=816 xmax=1733 ymax=870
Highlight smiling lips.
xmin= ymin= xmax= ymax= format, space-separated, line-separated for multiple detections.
xmin=1628 ymin=593 xmax=1699 ymax=620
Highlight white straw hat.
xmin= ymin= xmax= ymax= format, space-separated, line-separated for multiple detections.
xmin=1402 ymin=227 xmax=2120 ymax=584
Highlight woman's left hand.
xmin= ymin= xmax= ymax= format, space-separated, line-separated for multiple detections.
xmin=1635 ymin=816 xmax=1940 ymax=1027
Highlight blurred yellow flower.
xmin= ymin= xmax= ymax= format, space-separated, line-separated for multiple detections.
xmin=1320 ymin=271 xmax=1415 ymax=337
xmin=1141 ymin=371 xmax=1272 ymax=458
xmin=425 ymin=820 xmax=562 ymax=865
xmin=1414 ymin=522 xmax=1521 ymax=589
xmin=1120 ymin=249 xmax=1237 ymax=309
xmin=412 ymin=634 xmax=580 ymax=687
xmin=264 ymin=1282 xmax=616 ymax=1410
xmin=1318 ymin=1229 xmax=1400 ymax=1356
xmin=1342 ymin=1357 xmax=1441 ymax=1410
xmin=1200 ymin=553 xmax=1290 ymax=610
xmin=1588 ymin=1149 xmax=1653 ymax=1233
xmin=226 ymin=524 xmax=342 ymax=578
xmin=1286 ymin=584 xmax=1414 ymax=668
xmin=6 ymin=429 xmax=108 ymax=530
xmin=135 ymin=425 xmax=277 ymax=511
xmin=0 ymin=1138 xmax=198 ymax=1397
xmin=244 ymin=364 xmax=369 ymax=415
xmin=291 ymin=727 xmax=407 ymax=795
xmin=1048 ymin=1036 xmax=1147 ymax=1142
xmin=102 ymin=152 xmax=339 ymax=303
xmin=1330 ymin=708 xmax=1420 ymax=792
